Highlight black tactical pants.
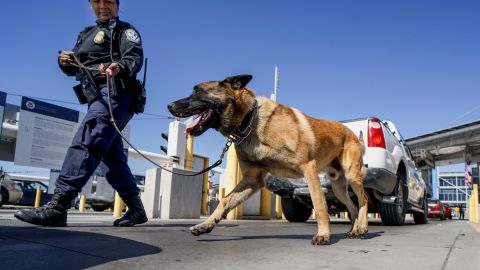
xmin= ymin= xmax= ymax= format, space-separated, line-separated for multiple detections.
xmin=55 ymin=88 xmax=139 ymax=199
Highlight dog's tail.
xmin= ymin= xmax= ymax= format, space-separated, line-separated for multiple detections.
xmin=358 ymin=131 xmax=365 ymax=155
xmin=358 ymin=131 xmax=367 ymax=175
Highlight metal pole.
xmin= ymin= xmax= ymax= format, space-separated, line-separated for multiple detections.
xmin=270 ymin=66 xmax=279 ymax=102
xmin=234 ymin=161 xmax=244 ymax=218
xmin=185 ymin=134 xmax=194 ymax=170
xmin=113 ymin=191 xmax=124 ymax=217
xmin=34 ymin=186 xmax=41 ymax=208
xmin=274 ymin=66 xmax=278 ymax=101
xmin=275 ymin=195 xmax=283 ymax=219
xmin=260 ymin=187 xmax=271 ymax=218
xmin=201 ymin=158 xmax=210 ymax=215
xmin=473 ymin=184 xmax=479 ymax=223
xmin=271 ymin=66 xmax=283 ymax=219
xmin=79 ymin=194 xmax=86 ymax=212
xmin=226 ymin=145 xmax=240 ymax=220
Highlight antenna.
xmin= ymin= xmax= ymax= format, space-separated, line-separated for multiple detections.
xmin=142 ymin=58 xmax=148 ymax=88
xmin=270 ymin=66 xmax=279 ymax=101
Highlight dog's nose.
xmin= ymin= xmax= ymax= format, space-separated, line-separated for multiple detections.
xmin=167 ymin=103 xmax=175 ymax=111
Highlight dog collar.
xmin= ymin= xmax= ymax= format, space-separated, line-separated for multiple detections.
xmin=231 ymin=100 xmax=258 ymax=145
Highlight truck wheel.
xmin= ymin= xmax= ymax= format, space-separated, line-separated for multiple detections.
xmin=413 ymin=194 xmax=428 ymax=224
xmin=281 ymin=197 xmax=312 ymax=222
xmin=379 ymin=171 xmax=406 ymax=226
xmin=91 ymin=204 xmax=110 ymax=212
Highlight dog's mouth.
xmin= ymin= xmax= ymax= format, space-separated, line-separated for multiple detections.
xmin=185 ymin=107 xmax=215 ymax=136
xmin=168 ymin=98 xmax=222 ymax=137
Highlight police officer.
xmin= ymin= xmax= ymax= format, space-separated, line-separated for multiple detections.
xmin=15 ymin=0 xmax=147 ymax=227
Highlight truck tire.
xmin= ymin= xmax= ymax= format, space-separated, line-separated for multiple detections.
xmin=379 ymin=170 xmax=406 ymax=226
xmin=0 ymin=188 xmax=7 ymax=207
xmin=413 ymin=194 xmax=428 ymax=224
xmin=91 ymin=204 xmax=110 ymax=212
xmin=281 ymin=197 xmax=312 ymax=222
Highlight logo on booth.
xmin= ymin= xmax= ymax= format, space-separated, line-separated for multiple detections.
xmin=26 ymin=101 xmax=36 ymax=110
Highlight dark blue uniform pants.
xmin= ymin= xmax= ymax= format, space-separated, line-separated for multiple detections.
xmin=56 ymin=88 xmax=139 ymax=199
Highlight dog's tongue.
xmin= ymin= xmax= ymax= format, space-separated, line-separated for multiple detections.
xmin=186 ymin=116 xmax=202 ymax=134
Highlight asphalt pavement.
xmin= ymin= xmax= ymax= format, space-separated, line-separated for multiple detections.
xmin=1 ymin=208 xmax=479 ymax=270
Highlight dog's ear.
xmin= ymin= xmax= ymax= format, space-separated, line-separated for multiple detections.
xmin=222 ymin=74 xmax=253 ymax=90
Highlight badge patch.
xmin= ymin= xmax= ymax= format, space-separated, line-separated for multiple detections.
xmin=94 ymin=30 xmax=105 ymax=44
xmin=125 ymin=29 xmax=140 ymax=44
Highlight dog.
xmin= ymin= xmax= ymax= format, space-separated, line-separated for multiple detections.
xmin=167 ymin=74 xmax=368 ymax=245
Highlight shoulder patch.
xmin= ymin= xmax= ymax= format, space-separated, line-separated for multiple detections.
xmin=125 ymin=29 xmax=140 ymax=44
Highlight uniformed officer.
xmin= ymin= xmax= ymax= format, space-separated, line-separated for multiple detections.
xmin=15 ymin=0 xmax=147 ymax=227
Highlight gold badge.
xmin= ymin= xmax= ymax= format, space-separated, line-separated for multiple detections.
xmin=94 ymin=30 xmax=105 ymax=44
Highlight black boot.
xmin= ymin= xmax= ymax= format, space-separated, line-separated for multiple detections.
xmin=14 ymin=189 xmax=73 ymax=227
xmin=113 ymin=194 xmax=148 ymax=227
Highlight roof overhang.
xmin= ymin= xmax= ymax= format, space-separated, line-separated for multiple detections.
xmin=405 ymin=120 xmax=480 ymax=167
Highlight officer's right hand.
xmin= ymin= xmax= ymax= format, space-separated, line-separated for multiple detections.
xmin=59 ymin=51 xmax=74 ymax=66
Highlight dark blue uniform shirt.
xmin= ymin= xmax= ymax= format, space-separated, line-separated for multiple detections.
xmin=60 ymin=17 xmax=143 ymax=91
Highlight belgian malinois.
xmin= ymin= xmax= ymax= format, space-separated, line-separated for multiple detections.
xmin=167 ymin=74 xmax=368 ymax=245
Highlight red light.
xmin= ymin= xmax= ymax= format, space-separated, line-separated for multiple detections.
xmin=368 ymin=119 xmax=386 ymax=148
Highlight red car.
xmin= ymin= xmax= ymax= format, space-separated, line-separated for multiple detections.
xmin=428 ymin=199 xmax=446 ymax=220
xmin=443 ymin=204 xmax=453 ymax=219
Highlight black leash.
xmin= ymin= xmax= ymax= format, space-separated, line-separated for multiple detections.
xmin=105 ymin=74 xmax=231 ymax=176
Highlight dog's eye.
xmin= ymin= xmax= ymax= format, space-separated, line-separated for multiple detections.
xmin=192 ymin=87 xmax=203 ymax=95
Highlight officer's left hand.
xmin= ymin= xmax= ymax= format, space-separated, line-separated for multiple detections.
xmin=99 ymin=62 xmax=120 ymax=77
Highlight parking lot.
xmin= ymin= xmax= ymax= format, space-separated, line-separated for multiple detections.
xmin=1 ymin=208 xmax=479 ymax=270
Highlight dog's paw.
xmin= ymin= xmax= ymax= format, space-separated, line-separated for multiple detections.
xmin=189 ymin=224 xmax=214 ymax=236
xmin=346 ymin=229 xmax=367 ymax=239
xmin=311 ymin=234 xmax=331 ymax=245
xmin=346 ymin=231 xmax=359 ymax=239
xmin=358 ymin=227 xmax=368 ymax=236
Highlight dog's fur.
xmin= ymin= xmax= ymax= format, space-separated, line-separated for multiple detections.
xmin=168 ymin=75 xmax=368 ymax=245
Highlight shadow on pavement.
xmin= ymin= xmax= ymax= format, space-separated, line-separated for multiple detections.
xmin=0 ymin=226 xmax=161 ymax=270
xmin=197 ymin=231 xmax=383 ymax=245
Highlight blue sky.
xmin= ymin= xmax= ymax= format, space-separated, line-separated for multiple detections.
xmin=0 ymin=0 xmax=479 ymax=177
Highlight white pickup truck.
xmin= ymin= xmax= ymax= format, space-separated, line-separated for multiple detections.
xmin=266 ymin=117 xmax=429 ymax=226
